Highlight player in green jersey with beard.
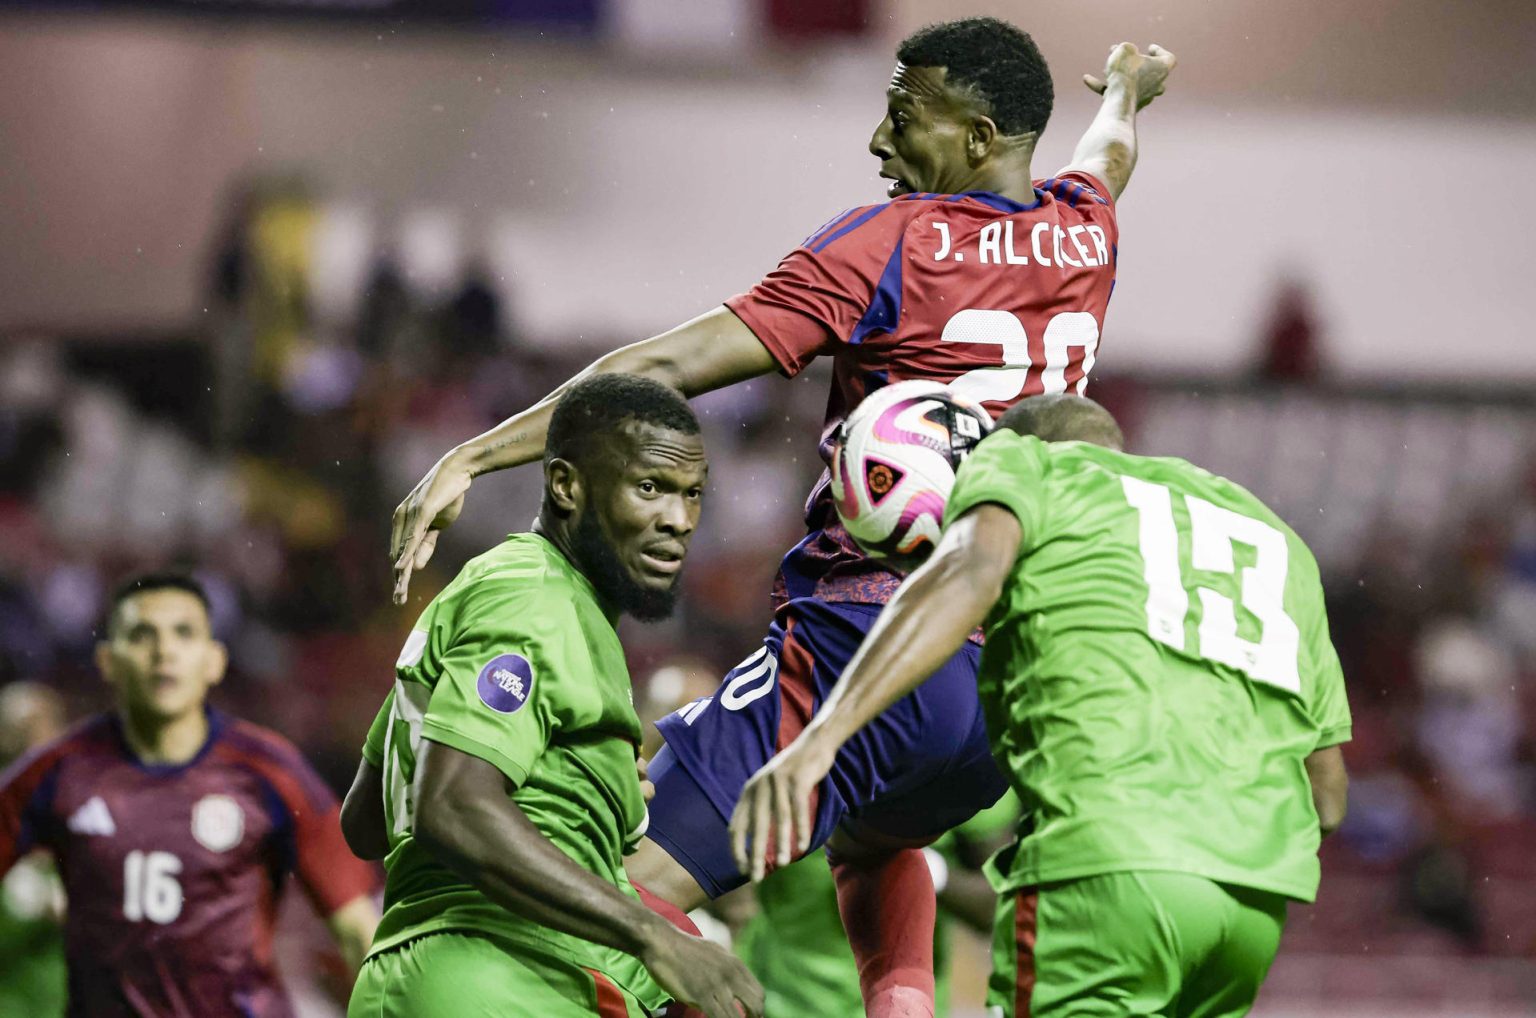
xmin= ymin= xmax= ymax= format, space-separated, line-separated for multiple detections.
xmin=735 ymin=393 xmax=1350 ymax=1018
xmin=341 ymin=375 xmax=763 ymax=1018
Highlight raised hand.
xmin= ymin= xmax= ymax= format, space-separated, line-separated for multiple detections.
xmin=1083 ymin=42 xmax=1177 ymax=110
xmin=389 ymin=448 xmax=474 ymax=605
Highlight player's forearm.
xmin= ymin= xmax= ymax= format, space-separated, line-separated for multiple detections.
xmin=1067 ymin=74 xmax=1140 ymax=200
xmin=451 ymin=341 xmax=679 ymax=477
xmin=454 ymin=308 xmax=772 ymax=478
xmin=416 ymin=793 xmax=669 ymax=956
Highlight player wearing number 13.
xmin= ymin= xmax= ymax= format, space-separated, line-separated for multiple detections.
xmin=0 ymin=573 xmax=380 ymax=1017
xmin=737 ymin=395 xmax=1351 ymax=1017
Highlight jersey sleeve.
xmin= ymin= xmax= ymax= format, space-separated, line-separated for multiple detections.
xmin=725 ymin=202 xmax=913 ymax=377
xmin=361 ymin=688 xmax=395 ymax=769
xmin=945 ymin=430 xmax=1050 ymax=549
xmin=252 ymin=736 xmax=379 ymax=914
xmin=1040 ymin=170 xmax=1117 ymax=213
xmin=418 ymin=579 xmax=583 ymax=788
xmin=0 ymin=745 xmax=63 ymax=874
xmin=1304 ymin=603 xmax=1352 ymax=750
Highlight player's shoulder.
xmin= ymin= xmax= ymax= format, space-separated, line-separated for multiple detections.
xmin=798 ymin=193 xmax=975 ymax=253
xmin=213 ymin=713 xmax=313 ymax=774
xmin=1033 ymin=172 xmax=1115 ymax=210
xmin=212 ymin=713 xmax=336 ymax=809
xmin=456 ymin=534 xmax=588 ymax=607
xmin=0 ymin=714 xmax=115 ymax=790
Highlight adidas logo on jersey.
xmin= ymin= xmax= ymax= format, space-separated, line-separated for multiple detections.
xmin=67 ymin=796 xmax=117 ymax=837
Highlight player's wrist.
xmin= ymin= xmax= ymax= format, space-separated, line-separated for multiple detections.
xmin=632 ymin=909 xmax=680 ymax=958
xmin=1101 ymin=71 xmax=1139 ymax=107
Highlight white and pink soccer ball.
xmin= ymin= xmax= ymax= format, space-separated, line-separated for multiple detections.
xmin=830 ymin=380 xmax=993 ymax=569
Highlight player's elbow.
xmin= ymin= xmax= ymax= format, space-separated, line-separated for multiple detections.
xmin=340 ymin=763 xmax=390 ymax=861
xmin=340 ymin=799 xmax=388 ymax=861
xmin=596 ymin=339 xmax=688 ymax=394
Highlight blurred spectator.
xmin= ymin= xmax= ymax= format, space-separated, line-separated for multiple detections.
xmin=1256 ymin=275 xmax=1324 ymax=382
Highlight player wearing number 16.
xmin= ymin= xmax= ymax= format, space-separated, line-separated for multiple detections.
xmin=734 ymin=395 xmax=1351 ymax=1017
xmin=0 ymin=574 xmax=380 ymax=1017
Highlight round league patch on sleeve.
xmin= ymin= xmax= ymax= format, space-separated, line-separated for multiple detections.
xmin=476 ymin=653 xmax=535 ymax=714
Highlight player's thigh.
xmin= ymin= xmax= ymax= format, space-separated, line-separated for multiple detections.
xmin=647 ymin=608 xmax=843 ymax=897
xmin=1175 ymin=883 xmax=1287 ymax=1018
xmin=985 ymin=874 xmax=1185 ymax=1018
xmin=348 ymin=933 xmax=645 ymax=1018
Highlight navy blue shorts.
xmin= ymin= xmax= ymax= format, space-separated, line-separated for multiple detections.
xmin=648 ymin=597 xmax=1007 ymax=898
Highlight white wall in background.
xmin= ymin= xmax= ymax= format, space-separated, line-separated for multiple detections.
xmin=1 ymin=15 xmax=1532 ymax=381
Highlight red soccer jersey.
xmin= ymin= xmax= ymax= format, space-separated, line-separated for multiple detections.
xmin=726 ymin=173 xmax=1119 ymax=606
xmin=0 ymin=710 xmax=377 ymax=1018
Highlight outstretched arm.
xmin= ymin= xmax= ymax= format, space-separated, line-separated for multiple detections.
xmin=414 ymin=740 xmax=764 ymax=1018
xmin=729 ymin=504 xmax=1022 ymax=880
xmin=1060 ymin=42 xmax=1177 ymax=201
xmin=390 ymin=306 xmax=776 ymax=602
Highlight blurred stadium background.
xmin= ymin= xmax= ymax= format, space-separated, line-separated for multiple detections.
xmin=2 ymin=0 xmax=1534 ymax=1014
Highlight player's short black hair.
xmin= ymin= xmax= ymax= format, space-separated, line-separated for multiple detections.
xmin=995 ymin=394 xmax=1124 ymax=450
xmin=545 ymin=373 xmax=700 ymax=471
xmin=897 ymin=17 xmax=1053 ymax=137
xmin=106 ymin=572 xmax=212 ymax=634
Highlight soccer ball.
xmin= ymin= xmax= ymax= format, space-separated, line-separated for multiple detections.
xmin=830 ymin=380 xmax=992 ymax=568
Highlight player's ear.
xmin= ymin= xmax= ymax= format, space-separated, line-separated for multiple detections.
xmin=967 ymin=114 xmax=998 ymax=161
xmin=205 ymin=640 xmax=229 ymax=687
xmin=94 ymin=641 xmax=117 ymax=688
xmin=545 ymin=456 xmax=582 ymax=516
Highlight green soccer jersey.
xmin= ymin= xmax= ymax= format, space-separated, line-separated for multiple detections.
xmin=362 ymin=533 xmax=663 ymax=1008
xmin=945 ymin=432 xmax=1351 ymax=904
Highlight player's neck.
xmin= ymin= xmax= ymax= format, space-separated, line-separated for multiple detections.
xmin=118 ymin=704 xmax=210 ymax=766
xmin=532 ymin=518 xmax=622 ymax=625
xmin=968 ymin=148 xmax=1037 ymax=203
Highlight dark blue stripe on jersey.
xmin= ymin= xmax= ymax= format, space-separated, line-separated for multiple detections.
xmin=19 ymin=762 xmax=62 ymax=856
xmin=958 ymin=190 xmax=1042 ymax=213
xmin=1069 ymin=177 xmax=1110 ymax=205
xmin=810 ymin=204 xmax=888 ymax=253
xmin=851 ymin=238 xmax=905 ymax=345
xmin=802 ymin=207 xmax=861 ymax=250
xmin=255 ymin=774 xmax=296 ymax=887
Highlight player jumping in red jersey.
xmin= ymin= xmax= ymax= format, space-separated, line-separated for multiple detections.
xmin=0 ymin=573 xmax=380 ymax=1018
xmin=386 ymin=19 xmax=1175 ymax=1016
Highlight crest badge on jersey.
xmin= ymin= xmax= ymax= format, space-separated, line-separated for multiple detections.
xmin=477 ymin=653 xmax=535 ymax=715
xmin=191 ymin=794 xmax=245 ymax=853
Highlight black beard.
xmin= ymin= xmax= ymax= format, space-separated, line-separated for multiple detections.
xmin=569 ymin=511 xmax=679 ymax=622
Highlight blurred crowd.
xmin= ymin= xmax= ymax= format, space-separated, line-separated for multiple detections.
xmin=1 ymin=177 xmax=1533 ymax=992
